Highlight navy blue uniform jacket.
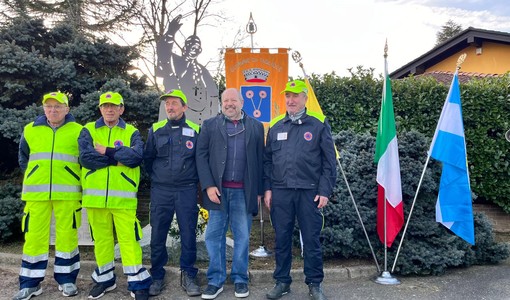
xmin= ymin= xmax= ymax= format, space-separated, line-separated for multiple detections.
xmin=264 ymin=111 xmax=337 ymax=197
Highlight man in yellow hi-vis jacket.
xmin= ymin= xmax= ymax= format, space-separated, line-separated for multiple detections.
xmin=78 ymin=92 xmax=152 ymax=300
xmin=14 ymin=91 xmax=82 ymax=300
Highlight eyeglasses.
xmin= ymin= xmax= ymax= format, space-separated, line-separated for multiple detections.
xmin=43 ymin=105 xmax=66 ymax=111
xmin=227 ymin=121 xmax=245 ymax=137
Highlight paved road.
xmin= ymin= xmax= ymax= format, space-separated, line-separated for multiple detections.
xmin=1 ymin=254 xmax=509 ymax=300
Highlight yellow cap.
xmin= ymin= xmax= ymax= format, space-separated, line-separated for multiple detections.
xmin=42 ymin=92 xmax=69 ymax=106
xmin=281 ymin=80 xmax=308 ymax=95
xmin=99 ymin=92 xmax=124 ymax=106
xmin=159 ymin=89 xmax=187 ymax=104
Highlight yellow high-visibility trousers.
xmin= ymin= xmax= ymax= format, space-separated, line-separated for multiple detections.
xmin=19 ymin=200 xmax=81 ymax=288
xmin=87 ymin=208 xmax=151 ymax=291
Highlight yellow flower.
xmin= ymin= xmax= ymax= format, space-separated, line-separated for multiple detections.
xmin=200 ymin=207 xmax=209 ymax=222
xmin=168 ymin=205 xmax=209 ymax=239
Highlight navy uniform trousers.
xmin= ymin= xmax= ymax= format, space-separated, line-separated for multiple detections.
xmin=149 ymin=184 xmax=199 ymax=280
xmin=270 ymin=188 xmax=324 ymax=285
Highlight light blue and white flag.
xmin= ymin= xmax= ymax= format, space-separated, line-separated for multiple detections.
xmin=429 ymin=71 xmax=475 ymax=245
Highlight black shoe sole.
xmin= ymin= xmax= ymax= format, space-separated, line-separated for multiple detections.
xmin=266 ymin=290 xmax=290 ymax=299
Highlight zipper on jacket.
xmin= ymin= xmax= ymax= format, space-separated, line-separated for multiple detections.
xmin=49 ymin=127 xmax=57 ymax=200
xmin=231 ymin=122 xmax=238 ymax=180
xmin=105 ymin=127 xmax=112 ymax=207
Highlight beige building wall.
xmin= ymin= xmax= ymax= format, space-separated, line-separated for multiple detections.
xmin=426 ymin=42 xmax=510 ymax=74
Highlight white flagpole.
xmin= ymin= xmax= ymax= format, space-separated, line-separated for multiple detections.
xmin=292 ymin=50 xmax=381 ymax=273
xmin=391 ymin=155 xmax=430 ymax=272
xmin=391 ymin=54 xmax=467 ymax=272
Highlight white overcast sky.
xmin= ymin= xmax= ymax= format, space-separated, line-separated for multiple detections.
xmin=172 ymin=0 xmax=510 ymax=78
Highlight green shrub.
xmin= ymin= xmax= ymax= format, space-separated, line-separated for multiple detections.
xmin=307 ymin=70 xmax=510 ymax=212
xmin=321 ymin=130 xmax=509 ymax=275
xmin=0 ymin=182 xmax=23 ymax=242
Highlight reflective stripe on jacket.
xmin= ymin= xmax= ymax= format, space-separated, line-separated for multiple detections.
xmin=21 ymin=115 xmax=82 ymax=201
xmin=80 ymin=120 xmax=141 ymax=209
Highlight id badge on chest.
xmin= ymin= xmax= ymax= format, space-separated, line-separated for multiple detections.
xmin=277 ymin=132 xmax=288 ymax=141
xmin=182 ymin=127 xmax=195 ymax=137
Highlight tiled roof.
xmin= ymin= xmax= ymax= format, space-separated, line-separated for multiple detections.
xmin=390 ymin=27 xmax=510 ymax=79
xmin=416 ymin=71 xmax=501 ymax=84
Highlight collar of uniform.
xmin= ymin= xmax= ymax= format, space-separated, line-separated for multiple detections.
xmin=95 ymin=117 xmax=127 ymax=129
xmin=168 ymin=114 xmax=186 ymax=127
xmin=283 ymin=108 xmax=308 ymax=123
xmin=33 ymin=113 xmax=75 ymax=127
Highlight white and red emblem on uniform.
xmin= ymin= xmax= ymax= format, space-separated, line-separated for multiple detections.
xmin=186 ymin=140 xmax=194 ymax=149
xmin=304 ymin=132 xmax=313 ymax=141
xmin=114 ymin=140 xmax=124 ymax=148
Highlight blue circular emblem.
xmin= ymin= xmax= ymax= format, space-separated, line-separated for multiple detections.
xmin=304 ymin=132 xmax=313 ymax=141
xmin=114 ymin=140 xmax=124 ymax=148
xmin=186 ymin=140 xmax=194 ymax=149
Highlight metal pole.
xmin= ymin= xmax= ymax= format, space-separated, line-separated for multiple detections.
xmin=245 ymin=12 xmax=271 ymax=258
xmin=391 ymin=54 xmax=468 ymax=272
xmin=291 ymin=50 xmax=380 ymax=272
xmin=391 ymin=155 xmax=431 ymax=272
xmin=384 ymin=190 xmax=387 ymax=272
xmin=375 ymin=189 xmax=400 ymax=284
xmin=374 ymin=42 xmax=400 ymax=284
xmin=246 ymin=12 xmax=257 ymax=50
xmin=250 ymin=200 xmax=272 ymax=257
xmin=337 ymin=158 xmax=381 ymax=273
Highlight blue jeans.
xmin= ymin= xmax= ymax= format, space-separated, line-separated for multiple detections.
xmin=205 ymin=188 xmax=252 ymax=287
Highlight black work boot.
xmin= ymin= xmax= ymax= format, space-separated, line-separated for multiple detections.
xmin=148 ymin=279 xmax=165 ymax=296
xmin=308 ymin=283 xmax=327 ymax=300
xmin=266 ymin=281 xmax=291 ymax=299
xmin=181 ymin=270 xmax=201 ymax=296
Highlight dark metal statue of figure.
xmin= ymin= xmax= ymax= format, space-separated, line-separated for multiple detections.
xmin=157 ymin=15 xmax=219 ymax=124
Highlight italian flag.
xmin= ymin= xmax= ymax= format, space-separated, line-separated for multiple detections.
xmin=374 ymin=58 xmax=404 ymax=247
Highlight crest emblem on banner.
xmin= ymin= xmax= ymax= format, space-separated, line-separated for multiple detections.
xmin=225 ymin=48 xmax=288 ymax=124
xmin=241 ymin=67 xmax=271 ymax=122
xmin=241 ymin=86 xmax=272 ymax=122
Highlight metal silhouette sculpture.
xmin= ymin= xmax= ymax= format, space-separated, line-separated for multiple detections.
xmin=157 ymin=15 xmax=219 ymax=124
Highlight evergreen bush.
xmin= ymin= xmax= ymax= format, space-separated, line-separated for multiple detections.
xmin=0 ymin=181 xmax=23 ymax=242
xmin=309 ymin=70 xmax=510 ymax=212
xmin=320 ymin=130 xmax=509 ymax=275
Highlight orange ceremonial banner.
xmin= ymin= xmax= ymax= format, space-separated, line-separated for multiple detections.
xmin=224 ymin=48 xmax=288 ymax=124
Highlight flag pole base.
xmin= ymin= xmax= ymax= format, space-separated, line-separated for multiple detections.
xmin=250 ymin=245 xmax=273 ymax=258
xmin=374 ymin=271 xmax=400 ymax=285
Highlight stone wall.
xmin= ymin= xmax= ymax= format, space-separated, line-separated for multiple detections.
xmin=473 ymin=203 xmax=510 ymax=242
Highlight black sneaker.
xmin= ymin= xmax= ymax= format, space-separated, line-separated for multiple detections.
xmin=234 ymin=283 xmax=249 ymax=298
xmin=266 ymin=281 xmax=290 ymax=299
xmin=201 ymin=285 xmax=223 ymax=299
xmin=88 ymin=282 xmax=116 ymax=299
xmin=149 ymin=279 xmax=165 ymax=296
xmin=308 ymin=283 xmax=327 ymax=300
xmin=130 ymin=289 xmax=149 ymax=300
xmin=181 ymin=271 xmax=201 ymax=296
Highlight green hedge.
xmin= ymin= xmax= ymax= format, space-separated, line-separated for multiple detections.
xmin=307 ymin=68 xmax=510 ymax=212
xmin=317 ymin=130 xmax=509 ymax=275
xmin=0 ymin=180 xmax=23 ymax=242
